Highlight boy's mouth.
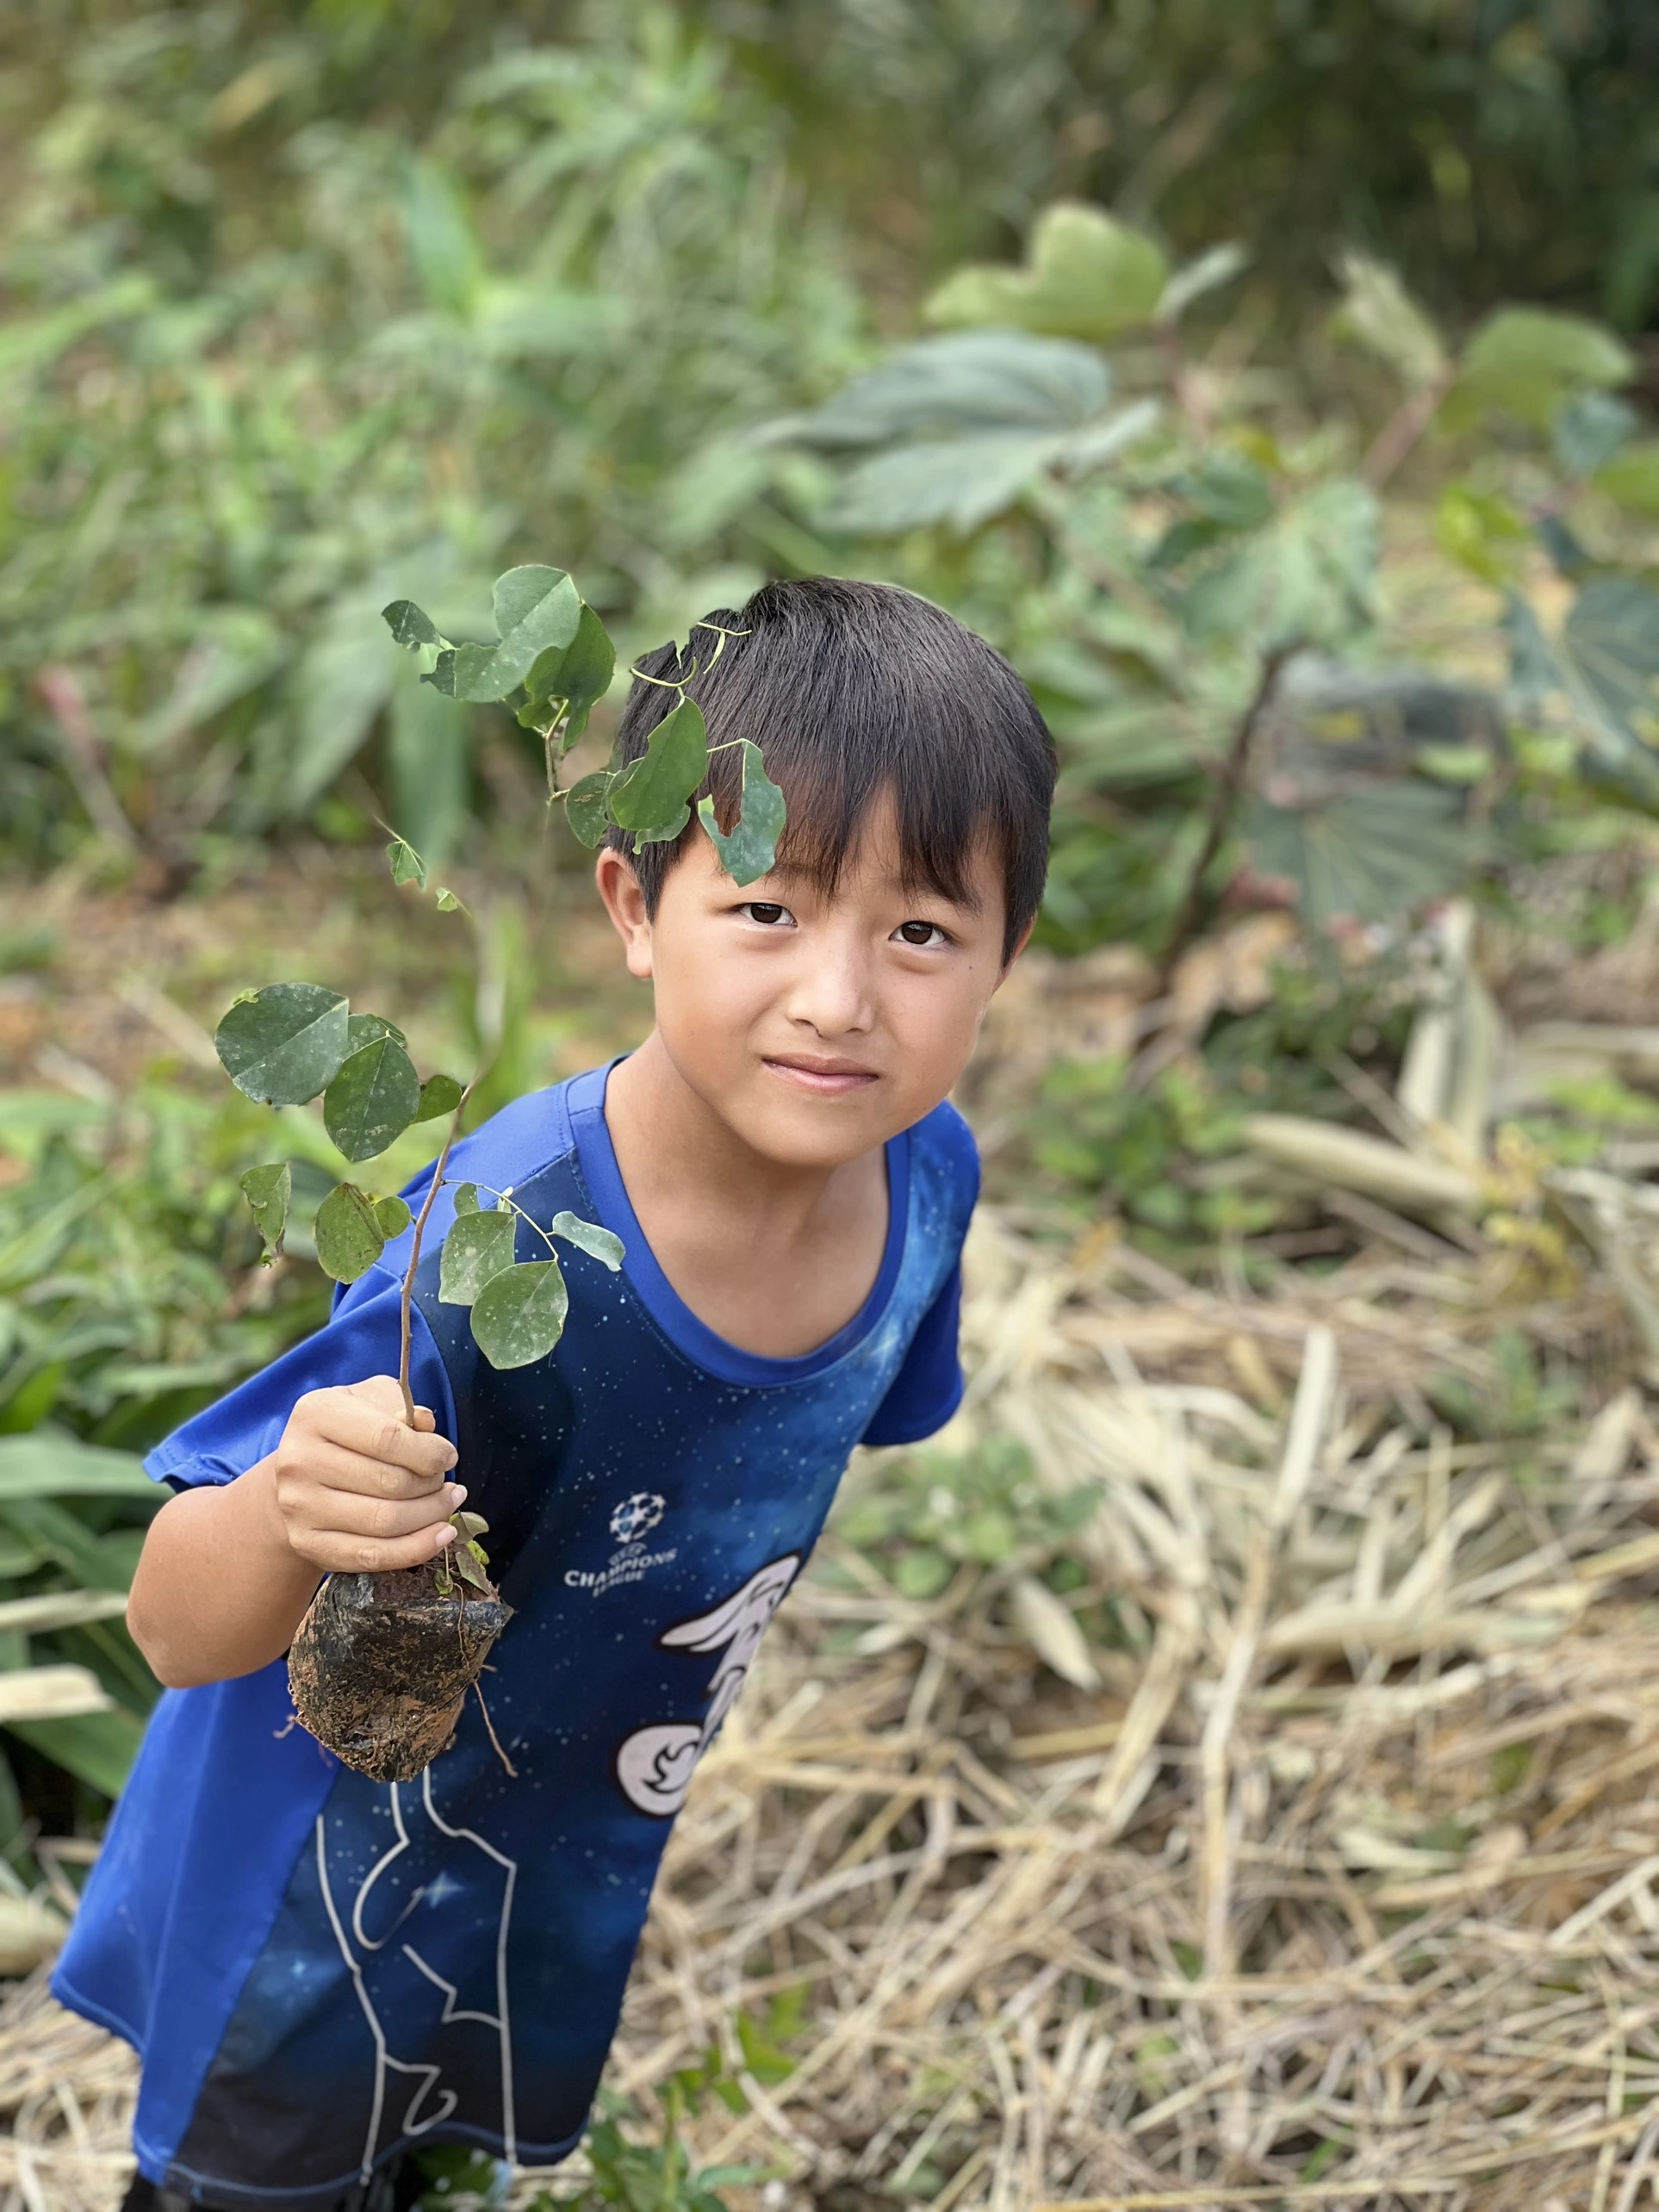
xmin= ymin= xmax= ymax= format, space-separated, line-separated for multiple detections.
xmin=761 ymin=1053 xmax=879 ymax=1095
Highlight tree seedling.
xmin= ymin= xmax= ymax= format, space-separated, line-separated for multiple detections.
xmin=214 ymin=565 xmax=786 ymax=1780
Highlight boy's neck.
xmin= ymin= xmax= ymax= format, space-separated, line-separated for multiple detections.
xmin=601 ymin=1033 xmax=892 ymax=1359
xmin=604 ymin=1032 xmax=860 ymax=1230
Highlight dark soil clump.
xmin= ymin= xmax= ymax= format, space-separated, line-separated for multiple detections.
xmin=288 ymin=1561 xmax=513 ymax=1784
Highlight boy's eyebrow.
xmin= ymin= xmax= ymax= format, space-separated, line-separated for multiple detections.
xmin=758 ymin=861 xmax=985 ymax=911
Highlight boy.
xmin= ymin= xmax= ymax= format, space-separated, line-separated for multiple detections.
xmin=54 ymin=578 xmax=1056 ymax=2210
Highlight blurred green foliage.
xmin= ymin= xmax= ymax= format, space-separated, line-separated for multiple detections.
xmin=831 ymin=1436 xmax=1099 ymax=1602
xmin=0 ymin=1081 xmax=329 ymax=1835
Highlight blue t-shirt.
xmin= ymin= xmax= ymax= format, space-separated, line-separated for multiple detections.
xmin=53 ymin=1065 xmax=978 ymax=2208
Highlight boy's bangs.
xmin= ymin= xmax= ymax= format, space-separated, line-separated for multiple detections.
xmin=610 ymin=578 xmax=1056 ymax=961
xmin=698 ymin=705 xmax=985 ymax=916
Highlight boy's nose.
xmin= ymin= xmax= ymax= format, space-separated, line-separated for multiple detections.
xmin=783 ymin=942 xmax=875 ymax=1036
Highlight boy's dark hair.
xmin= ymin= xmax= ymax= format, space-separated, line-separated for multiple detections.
xmin=604 ymin=578 xmax=1056 ymax=964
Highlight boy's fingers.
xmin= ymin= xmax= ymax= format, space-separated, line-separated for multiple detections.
xmin=324 ymin=1401 xmax=457 ymax=1481
xmin=294 ymin=1442 xmax=457 ymax=1513
xmin=303 ymin=1482 xmax=465 ymax=1544
xmin=292 ymin=1521 xmax=457 ymax=1577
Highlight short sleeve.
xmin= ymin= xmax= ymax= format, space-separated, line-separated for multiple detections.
xmin=860 ymin=1260 xmax=965 ymax=1447
xmin=142 ymin=1266 xmax=457 ymax=1491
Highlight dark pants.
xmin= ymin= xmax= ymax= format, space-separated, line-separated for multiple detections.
xmin=121 ymin=2156 xmax=426 ymax=2212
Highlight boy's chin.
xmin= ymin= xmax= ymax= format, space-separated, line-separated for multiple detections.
xmin=728 ymin=1089 xmax=899 ymax=1171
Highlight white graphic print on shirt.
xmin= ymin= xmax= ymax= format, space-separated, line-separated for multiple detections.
xmin=613 ymin=1555 xmax=801 ymax=1817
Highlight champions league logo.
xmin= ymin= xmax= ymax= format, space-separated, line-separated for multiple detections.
xmin=609 ymin=1493 xmax=665 ymax=1543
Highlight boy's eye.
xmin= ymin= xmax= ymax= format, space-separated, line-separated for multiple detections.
xmin=741 ymin=901 xmax=794 ymax=927
xmin=893 ymin=920 xmax=948 ymax=948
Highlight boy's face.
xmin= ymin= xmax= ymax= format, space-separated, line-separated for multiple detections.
xmin=597 ymin=792 xmax=1023 ymax=1168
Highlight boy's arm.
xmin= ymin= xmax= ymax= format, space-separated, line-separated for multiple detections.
xmin=127 ymin=1376 xmax=465 ymax=1689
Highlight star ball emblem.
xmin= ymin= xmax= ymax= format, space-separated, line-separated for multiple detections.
xmin=610 ymin=1492 xmax=666 ymax=1544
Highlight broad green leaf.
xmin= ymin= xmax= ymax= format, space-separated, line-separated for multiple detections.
xmin=386 ymin=834 xmax=427 ymax=887
xmin=469 ymin=1257 xmax=569 ymax=1370
xmin=1596 ymin=441 xmax=1659 ymax=516
xmin=449 ymin=1541 xmax=492 ymax=1591
xmin=286 ymin=602 xmax=400 ymax=812
xmin=1330 ymin=252 xmax=1448 ymax=392
xmin=1558 ymin=576 xmax=1659 ymax=750
xmin=1184 ymin=479 xmax=1379 ymax=653
xmin=1554 ymin=391 xmax=1636 ymax=478
xmin=438 ymin=1208 xmax=517 ymax=1305
xmin=215 ymin=984 xmax=350 ymax=1107
xmin=1240 ymin=782 xmax=1477 ymax=929
xmin=389 ymin=662 xmax=469 ymax=873
xmin=565 ymin=772 xmax=613 ymax=847
xmin=451 ymin=1511 xmax=489 ymax=1541
xmin=524 ymin=600 xmax=615 ymax=713
xmin=780 ymin=329 xmax=1110 ymax=447
xmin=698 ymin=739 xmax=786 ymax=885
xmin=434 ymin=887 xmax=464 ymax=913
xmin=239 ymin=1161 xmax=291 ymax=1261
xmin=7 ymin=1709 xmax=145 ymax=1800
xmin=323 ymin=1035 xmax=421 ymax=1163
xmin=314 ymin=1183 xmax=387 ymax=1283
xmin=0 ymin=1497 xmax=144 ymax=1589
xmin=924 ymin=202 xmax=1168 ymax=344
xmin=1178 ymin=451 xmax=1275 ymax=531
xmin=1450 ymin=308 xmax=1634 ymax=431
xmin=626 ymin=807 xmax=692 ymax=848
xmin=413 ymin=1072 xmax=464 ymax=1122
xmin=452 ymin=1182 xmax=481 ymax=1214
xmin=405 ymin=158 xmax=484 ymax=319
xmin=608 ymin=698 xmax=708 ymax=831
xmin=0 ymin=1436 xmax=154 ymax=1501
xmin=374 ymin=1194 xmax=413 ymax=1239
xmin=382 ymin=600 xmax=444 ymax=649
xmin=347 ymin=1012 xmax=407 ymax=1050
xmin=830 ymin=430 xmax=1070 ymax=535
xmin=444 ymin=568 xmax=583 ymax=703
xmin=446 ymin=642 xmax=506 ymax=702
xmin=550 ymin=1210 xmax=624 ymax=1271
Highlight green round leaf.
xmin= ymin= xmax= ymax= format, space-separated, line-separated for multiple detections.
xmin=314 ymin=1183 xmax=387 ymax=1284
xmin=385 ymin=836 xmax=427 ymax=889
xmin=215 ymin=984 xmax=351 ymax=1107
xmin=607 ymin=696 xmax=708 ymax=831
xmin=323 ymin=1035 xmax=422 ymax=1163
xmin=924 ymin=204 xmax=1168 ymax=345
xmin=550 ymin=1209 xmax=624 ymax=1271
xmin=374 ymin=1193 xmax=413 ymax=1239
xmin=347 ymin=1011 xmax=407 ymax=1050
xmin=438 ymin=1207 xmax=517 ymax=1306
xmin=382 ymin=600 xmax=444 ymax=649
xmin=413 ymin=1072 xmax=465 ymax=1123
xmin=239 ymin=1161 xmax=291 ymax=1261
xmin=698 ymin=739 xmax=786 ymax=885
xmin=627 ymin=805 xmax=692 ymax=849
xmin=452 ymin=1181 xmax=481 ymax=1215
xmin=565 ymin=772 xmax=613 ymax=848
xmin=525 ymin=601 xmax=615 ymax=714
xmin=469 ymin=1257 xmax=569 ymax=1370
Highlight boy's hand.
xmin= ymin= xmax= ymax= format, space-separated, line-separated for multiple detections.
xmin=270 ymin=1376 xmax=463 ymax=1575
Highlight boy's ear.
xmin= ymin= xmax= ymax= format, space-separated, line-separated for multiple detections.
xmin=594 ymin=848 xmax=655 ymax=981
xmin=992 ymin=917 xmax=1037 ymax=988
